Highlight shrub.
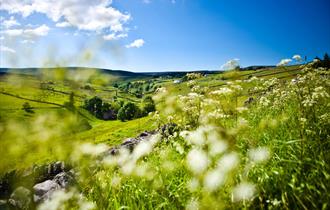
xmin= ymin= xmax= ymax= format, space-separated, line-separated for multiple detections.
xmin=142 ymin=96 xmax=156 ymax=115
xmin=22 ymin=102 xmax=33 ymax=113
xmin=117 ymin=102 xmax=141 ymax=121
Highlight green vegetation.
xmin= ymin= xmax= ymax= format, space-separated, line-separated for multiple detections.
xmin=0 ymin=63 xmax=329 ymax=209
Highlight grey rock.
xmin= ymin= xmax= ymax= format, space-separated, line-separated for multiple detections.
xmin=47 ymin=161 xmax=65 ymax=177
xmin=8 ymin=186 xmax=31 ymax=209
xmin=54 ymin=172 xmax=74 ymax=188
xmin=244 ymin=97 xmax=254 ymax=106
xmin=139 ymin=131 xmax=150 ymax=137
xmin=33 ymin=180 xmax=60 ymax=203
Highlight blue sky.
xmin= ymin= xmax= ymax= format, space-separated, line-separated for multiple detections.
xmin=1 ymin=0 xmax=330 ymax=72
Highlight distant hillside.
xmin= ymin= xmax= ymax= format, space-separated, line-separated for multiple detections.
xmin=0 ymin=67 xmax=147 ymax=79
xmin=240 ymin=65 xmax=276 ymax=71
xmin=0 ymin=67 xmax=224 ymax=80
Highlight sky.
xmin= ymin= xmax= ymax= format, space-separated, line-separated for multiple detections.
xmin=0 ymin=0 xmax=330 ymax=72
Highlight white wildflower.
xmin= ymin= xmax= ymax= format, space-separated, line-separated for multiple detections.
xmin=203 ymin=169 xmax=225 ymax=192
xmin=248 ymin=147 xmax=270 ymax=163
xmin=217 ymin=152 xmax=239 ymax=172
xmin=236 ymin=107 xmax=248 ymax=113
xmin=186 ymin=198 xmax=199 ymax=210
xmin=209 ymin=140 xmax=228 ymax=157
xmin=210 ymin=87 xmax=233 ymax=96
xmin=187 ymin=178 xmax=200 ymax=192
xmin=232 ymin=182 xmax=256 ymax=202
xmin=80 ymin=143 xmax=108 ymax=156
xmin=186 ymin=149 xmax=208 ymax=174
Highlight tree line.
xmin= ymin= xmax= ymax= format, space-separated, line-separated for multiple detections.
xmin=83 ymin=96 xmax=156 ymax=121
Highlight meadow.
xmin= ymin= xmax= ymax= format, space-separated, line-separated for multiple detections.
xmin=0 ymin=62 xmax=329 ymax=209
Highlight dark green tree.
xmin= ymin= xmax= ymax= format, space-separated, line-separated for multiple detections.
xmin=142 ymin=96 xmax=156 ymax=115
xmin=323 ymin=53 xmax=330 ymax=68
xmin=117 ymin=102 xmax=140 ymax=121
xmin=22 ymin=102 xmax=33 ymax=113
xmin=84 ymin=96 xmax=103 ymax=118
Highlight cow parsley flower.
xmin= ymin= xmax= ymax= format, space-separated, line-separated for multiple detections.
xmin=203 ymin=169 xmax=225 ymax=191
xmin=232 ymin=182 xmax=256 ymax=202
xmin=186 ymin=149 xmax=208 ymax=174
xmin=248 ymin=147 xmax=270 ymax=163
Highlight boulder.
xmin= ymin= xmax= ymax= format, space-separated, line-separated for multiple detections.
xmin=139 ymin=131 xmax=150 ymax=137
xmin=8 ymin=186 xmax=31 ymax=209
xmin=47 ymin=161 xmax=65 ymax=177
xmin=159 ymin=123 xmax=178 ymax=137
xmin=244 ymin=97 xmax=254 ymax=106
xmin=33 ymin=180 xmax=60 ymax=203
xmin=53 ymin=172 xmax=74 ymax=188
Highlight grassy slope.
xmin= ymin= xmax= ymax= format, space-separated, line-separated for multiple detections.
xmin=0 ymin=65 xmax=302 ymax=145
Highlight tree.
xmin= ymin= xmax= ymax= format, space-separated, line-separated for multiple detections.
xmin=64 ymin=92 xmax=76 ymax=111
xmin=323 ymin=53 xmax=330 ymax=68
xmin=142 ymin=96 xmax=156 ymax=115
xmin=117 ymin=102 xmax=140 ymax=121
xmin=22 ymin=102 xmax=33 ymax=113
xmin=84 ymin=96 xmax=103 ymax=118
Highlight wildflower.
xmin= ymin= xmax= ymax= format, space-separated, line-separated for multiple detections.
xmin=186 ymin=149 xmax=208 ymax=174
xmin=80 ymin=143 xmax=108 ymax=156
xmin=133 ymin=134 xmax=160 ymax=161
xmin=248 ymin=147 xmax=270 ymax=163
xmin=208 ymin=139 xmax=227 ymax=157
xmin=203 ymin=169 xmax=225 ymax=191
xmin=184 ymin=127 xmax=208 ymax=146
xmin=186 ymin=198 xmax=199 ymax=210
xmin=111 ymin=175 xmax=121 ymax=187
xmin=299 ymin=118 xmax=307 ymax=124
xmin=210 ymin=87 xmax=233 ymax=96
xmin=236 ymin=107 xmax=248 ymax=113
xmin=232 ymin=182 xmax=256 ymax=202
xmin=217 ymin=152 xmax=239 ymax=172
xmin=259 ymin=96 xmax=270 ymax=107
xmin=187 ymin=178 xmax=200 ymax=191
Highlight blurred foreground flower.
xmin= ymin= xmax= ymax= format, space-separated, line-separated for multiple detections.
xmin=232 ymin=182 xmax=256 ymax=202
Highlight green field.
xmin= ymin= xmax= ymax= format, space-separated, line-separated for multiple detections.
xmin=0 ymin=65 xmax=329 ymax=209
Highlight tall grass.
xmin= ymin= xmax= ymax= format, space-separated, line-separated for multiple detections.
xmin=0 ymin=64 xmax=329 ymax=209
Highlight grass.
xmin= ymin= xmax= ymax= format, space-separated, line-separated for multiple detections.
xmin=0 ymin=65 xmax=329 ymax=209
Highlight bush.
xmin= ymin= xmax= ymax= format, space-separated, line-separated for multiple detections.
xmin=22 ymin=102 xmax=33 ymax=113
xmin=142 ymin=96 xmax=156 ymax=115
xmin=117 ymin=102 xmax=141 ymax=121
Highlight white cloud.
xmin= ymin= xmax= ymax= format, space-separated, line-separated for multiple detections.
xmin=221 ymin=58 xmax=240 ymax=70
xmin=276 ymin=58 xmax=292 ymax=66
xmin=24 ymin=24 xmax=50 ymax=37
xmin=0 ymin=36 xmax=4 ymax=40
xmin=126 ymin=39 xmax=145 ymax=48
xmin=21 ymin=39 xmax=35 ymax=44
xmin=103 ymin=33 xmax=128 ymax=41
xmin=142 ymin=0 xmax=151 ymax=4
xmin=0 ymin=0 xmax=130 ymax=33
xmin=292 ymin=54 xmax=302 ymax=62
xmin=2 ymin=29 xmax=23 ymax=36
xmin=2 ymin=16 xmax=20 ymax=28
xmin=0 ymin=46 xmax=16 ymax=53
xmin=1 ymin=24 xmax=50 ymax=37
xmin=55 ymin=21 xmax=71 ymax=28
xmin=0 ymin=0 xmax=35 ymax=17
